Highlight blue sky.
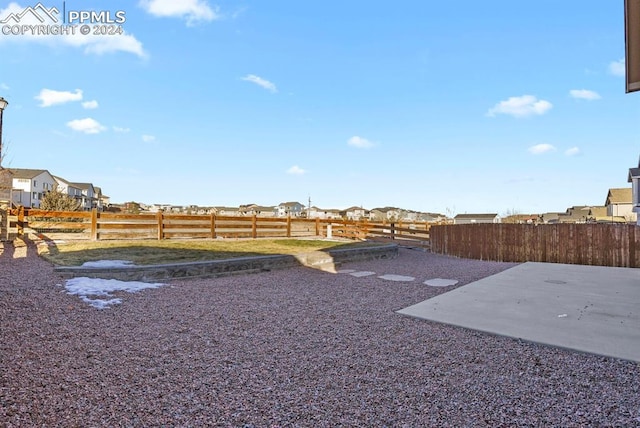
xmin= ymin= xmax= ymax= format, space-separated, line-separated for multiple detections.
xmin=0 ymin=0 xmax=638 ymax=215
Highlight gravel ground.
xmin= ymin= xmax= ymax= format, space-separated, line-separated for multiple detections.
xmin=2 ymin=240 xmax=640 ymax=427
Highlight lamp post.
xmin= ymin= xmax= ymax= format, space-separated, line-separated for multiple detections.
xmin=0 ymin=96 xmax=8 ymax=166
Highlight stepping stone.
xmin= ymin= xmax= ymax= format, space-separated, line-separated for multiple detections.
xmin=424 ymin=278 xmax=459 ymax=287
xmin=379 ymin=274 xmax=415 ymax=282
xmin=337 ymin=269 xmax=356 ymax=274
xmin=350 ymin=271 xmax=377 ymax=277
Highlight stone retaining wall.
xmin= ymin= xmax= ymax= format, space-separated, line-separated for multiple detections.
xmin=54 ymin=243 xmax=398 ymax=282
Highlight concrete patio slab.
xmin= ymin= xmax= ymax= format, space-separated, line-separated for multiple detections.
xmin=398 ymin=262 xmax=640 ymax=362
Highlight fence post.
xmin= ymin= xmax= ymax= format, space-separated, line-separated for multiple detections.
xmin=17 ymin=206 xmax=24 ymax=236
xmin=90 ymin=208 xmax=98 ymax=241
xmin=390 ymin=222 xmax=395 ymax=240
xmin=252 ymin=215 xmax=258 ymax=239
xmin=157 ymin=210 xmax=164 ymax=240
xmin=286 ymin=215 xmax=291 ymax=238
xmin=315 ymin=218 xmax=320 ymax=236
xmin=210 ymin=213 xmax=217 ymax=239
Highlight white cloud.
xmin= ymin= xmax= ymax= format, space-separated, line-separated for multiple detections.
xmin=0 ymin=3 xmax=147 ymax=58
xmin=286 ymin=165 xmax=306 ymax=175
xmin=113 ymin=126 xmax=130 ymax=133
xmin=142 ymin=134 xmax=156 ymax=142
xmin=609 ymin=59 xmax=625 ymax=77
xmin=65 ymin=32 xmax=147 ymax=58
xmin=66 ymin=118 xmax=107 ymax=134
xmin=139 ymin=0 xmax=219 ymax=25
xmin=347 ymin=136 xmax=375 ymax=149
xmin=528 ymin=144 xmax=556 ymax=155
xmin=82 ymin=100 xmax=99 ymax=109
xmin=487 ymin=95 xmax=553 ymax=118
xmin=35 ymin=88 xmax=82 ymax=107
xmin=242 ymin=74 xmax=277 ymax=93
xmin=569 ymin=89 xmax=601 ymax=101
xmin=0 ymin=83 xmax=9 ymax=90
xmin=565 ymin=147 xmax=581 ymax=156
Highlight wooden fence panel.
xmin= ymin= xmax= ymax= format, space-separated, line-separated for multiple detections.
xmin=7 ymin=208 xmax=438 ymax=244
xmin=431 ymin=223 xmax=640 ymax=268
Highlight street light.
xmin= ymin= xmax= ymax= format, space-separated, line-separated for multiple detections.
xmin=0 ymin=96 xmax=8 ymax=166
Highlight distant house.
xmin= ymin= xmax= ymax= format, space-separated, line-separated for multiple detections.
xmin=9 ymin=168 xmax=56 ymax=208
xmin=501 ymin=214 xmax=540 ymax=224
xmin=214 ymin=206 xmax=240 ymax=216
xmin=605 ymin=188 xmax=637 ymax=223
xmin=540 ymin=212 xmax=562 ymax=224
xmin=342 ymin=206 xmax=370 ymax=221
xmin=453 ymin=213 xmax=500 ymax=224
xmin=308 ymin=206 xmax=342 ymax=220
xmin=277 ymin=201 xmax=305 ymax=218
xmin=94 ymin=187 xmax=108 ymax=211
xmin=556 ymin=206 xmax=591 ymax=224
xmin=370 ymin=207 xmax=404 ymax=222
xmin=54 ymin=176 xmax=84 ymax=204
xmin=307 ymin=206 xmax=341 ymax=219
xmin=554 ymin=206 xmax=618 ymax=223
xmin=415 ymin=212 xmax=447 ymax=223
xmin=71 ymin=182 xmax=97 ymax=211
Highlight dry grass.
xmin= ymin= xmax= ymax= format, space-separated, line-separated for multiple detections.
xmin=37 ymin=238 xmax=374 ymax=266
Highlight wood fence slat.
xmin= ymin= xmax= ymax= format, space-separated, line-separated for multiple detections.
xmin=90 ymin=209 xmax=98 ymax=241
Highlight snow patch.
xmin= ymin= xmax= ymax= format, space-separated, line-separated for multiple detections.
xmin=65 ymin=277 xmax=164 ymax=309
xmin=81 ymin=260 xmax=135 ymax=268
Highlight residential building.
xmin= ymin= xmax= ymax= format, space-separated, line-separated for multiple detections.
xmin=214 ymin=206 xmax=240 ymax=216
xmin=501 ymin=214 xmax=540 ymax=224
xmin=453 ymin=213 xmax=500 ymax=224
xmin=53 ymin=176 xmax=84 ymax=202
xmin=240 ymin=204 xmax=277 ymax=217
xmin=370 ymin=207 xmax=404 ymax=222
xmin=556 ymin=206 xmax=616 ymax=223
xmin=605 ymin=188 xmax=637 ymax=222
xmin=540 ymin=212 xmax=562 ymax=224
xmin=307 ymin=206 xmax=341 ymax=220
xmin=9 ymin=168 xmax=56 ymax=208
xmin=341 ymin=206 xmax=370 ymax=221
xmin=277 ymin=201 xmax=305 ymax=217
xmin=71 ymin=182 xmax=97 ymax=211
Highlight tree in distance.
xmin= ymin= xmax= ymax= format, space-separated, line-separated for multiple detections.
xmin=40 ymin=186 xmax=81 ymax=211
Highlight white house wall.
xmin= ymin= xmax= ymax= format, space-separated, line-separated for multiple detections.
xmin=12 ymin=171 xmax=56 ymax=208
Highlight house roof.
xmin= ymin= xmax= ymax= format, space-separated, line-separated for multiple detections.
xmin=541 ymin=212 xmax=562 ymax=221
xmin=629 ymin=168 xmax=640 ymax=182
xmin=71 ymin=182 xmax=95 ymax=191
xmin=279 ymin=201 xmax=303 ymax=207
xmin=589 ymin=206 xmax=608 ymax=217
xmin=371 ymin=207 xmax=400 ymax=213
xmin=606 ymin=188 xmax=632 ymax=205
xmin=53 ymin=175 xmax=83 ymax=189
xmin=8 ymin=168 xmax=52 ymax=179
xmin=454 ymin=213 xmax=498 ymax=219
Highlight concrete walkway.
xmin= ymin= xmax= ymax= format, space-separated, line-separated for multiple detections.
xmin=398 ymin=262 xmax=640 ymax=362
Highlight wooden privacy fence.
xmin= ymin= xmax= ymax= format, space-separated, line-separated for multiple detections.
xmin=430 ymin=223 xmax=640 ymax=268
xmin=7 ymin=207 xmax=433 ymax=243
